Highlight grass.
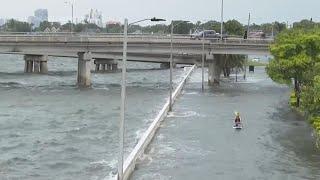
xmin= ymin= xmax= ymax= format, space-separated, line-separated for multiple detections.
xmin=247 ymin=60 xmax=268 ymax=67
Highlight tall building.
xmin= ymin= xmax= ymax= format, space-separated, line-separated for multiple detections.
xmin=28 ymin=9 xmax=48 ymax=28
xmin=34 ymin=9 xmax=48 ymax=22
xmin=0 ymin=18 xmax=5 ymax=26
xmin=84 ymin=9 xmax=103 ymax=27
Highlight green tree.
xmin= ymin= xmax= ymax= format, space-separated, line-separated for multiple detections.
xmin=266 ymin=28 xmax=320 ymax=107
xmin=5 ymin=19 xmax=32 ymax=32
xmin=170 ymin=21 xmax=194 ymax=34
xmin=224 ymin=20 xmax=244 ymax=36
xmin=293 ymin=19 xmax=317 ymax=29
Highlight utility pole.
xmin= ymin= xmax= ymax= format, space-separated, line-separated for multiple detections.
xmin=244 ymin=13 xmax=250 ymax=80
xmin=247 ymin=13 xmax=250 ymax=39
xmin=201 ymin=27 xmax=205 ymax=92
xmin=169 ymin=22 xmax=173 ymax=111
xmin=220 ymin=0 xmax=224 ymax=40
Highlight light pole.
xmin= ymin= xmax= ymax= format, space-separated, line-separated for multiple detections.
xmin=169 ymin=20 xmax=189 ymax=111
xmin=220 ymin=0 xmax=224 ymax=40
xmin=201 ymin=27 xmax=205 ymax=92
xmin=244 ymin=13 xmax=251 ymax=80
xmin=65 ymin=0 xmax=74 ymax=33
xmin=118 ymin=17 xmax=165 ymax=180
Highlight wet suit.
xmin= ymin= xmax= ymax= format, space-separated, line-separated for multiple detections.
xmin=235 ymin=117 xmax=241 ymax=126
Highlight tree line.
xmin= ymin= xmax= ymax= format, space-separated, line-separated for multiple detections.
xmin=3 ymin=18 xmax=316 ymax=36
xmin=266 ymin=24 xmax=320 ymax=141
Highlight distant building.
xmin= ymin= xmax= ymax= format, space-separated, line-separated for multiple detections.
xmin=44 ymin=26 xmax=60 ymax=33
xmin=28 ymin=16 xmax=40 ymax=27
xmin=34 ymin=9 xmax=48 ymax=22
xmin=0 ymin=18 xmax=5 ymax=26
xmin=84 ymin=9 xmax=103 ymax=27
xmin=28 ymin=9 xmax=48 ymax=28
xmin=106 ymin=21 xmax=121 ymax=26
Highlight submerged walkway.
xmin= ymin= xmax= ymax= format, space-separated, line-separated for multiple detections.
xmin=131 ymin=67 xmax=320 ymax=180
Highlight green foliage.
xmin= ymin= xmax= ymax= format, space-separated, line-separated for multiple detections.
xmin=301 ymin=76 xmax=320 ymax=115
xmin=171 ymin=21 xmax=194 ymax=34
xmin=310 ymin=116 xmax=320 ymax=145
xmin=293 ymin=19 xmax=319 ymax=29
xmin=267 ymin=26 xmax=320 ymax=142
xmin=290 ymin=91 xmax=298 ymax=107
xmin=224 ymin=20 xmax=244 ymax=36
xmin=5 ymin=19 xmax=32 ymax=32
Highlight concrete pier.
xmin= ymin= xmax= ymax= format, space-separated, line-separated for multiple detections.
xmin=207 ymin=54 xmax=223 ymax=85
xmin=24 ymin=55 xmax=48 ymax=74
xmin=94 ymin=59 xmax=118 ymax=73
xmin=160 ymin=62 xmax=177 ymax=69
xmin=77 ymin=52 xmax=92 ymax=87
xmin=160 ymin=62 xmax=170 ymax=69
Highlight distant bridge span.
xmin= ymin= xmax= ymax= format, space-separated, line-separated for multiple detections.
xmin=0 ymin=33 xmax=273 ymax=86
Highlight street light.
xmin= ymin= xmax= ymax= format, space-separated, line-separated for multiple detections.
xmin=65 ymin=0 xmax=75 ymax=33
xmin=220 ymin=0 xmax=224 ymax=40
xmin=118 ymin=17 xmax=165 ymax=180
xmin=169 ymin=20 xmax=189 ymax=111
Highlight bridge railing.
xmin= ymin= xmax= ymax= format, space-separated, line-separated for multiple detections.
xmin=0 ymin=32 xmax=273 ymax=45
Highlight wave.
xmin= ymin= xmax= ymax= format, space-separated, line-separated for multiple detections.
xmin=0 ymin=82 xmax=24 ymax=88
xmin=167 ymin=111 xmax=200 ymax=118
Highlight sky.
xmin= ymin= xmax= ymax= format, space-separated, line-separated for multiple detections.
xmin=0 ymin=0 xmax=319 ymax=25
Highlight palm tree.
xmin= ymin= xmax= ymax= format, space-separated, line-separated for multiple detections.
xmin=222 ymin=54 xmax=246 ymax=77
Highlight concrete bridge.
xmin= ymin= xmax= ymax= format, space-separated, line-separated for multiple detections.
xmin=0 ymin=33 xmax=272 ymax=86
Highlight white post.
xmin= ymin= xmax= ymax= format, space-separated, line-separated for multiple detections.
xmin=71 ymin=3 xmax=74 ymax=33
xmin=247 ymin=13 xmax=250 ymax=39
xmin=272 ymin=22 xmax=274 ymax=38
xmin=220 ymin=0 xmax=224 ymax=40
xmin=201 ymin=27 xmax=205 ymax=92
xmin=118 ymin=18 xmax=127 ymax=180
xmin=169 ymin=22 xmax=173 ymax=111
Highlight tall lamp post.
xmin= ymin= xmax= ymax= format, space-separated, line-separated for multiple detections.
xmin=169 ymin=20 xmax=189 ymax=111
xmin=201 ymin=27 xmax=205 ymax=92
xmin=244 ymin=13 xmax=250 ymax=80
xmin=220 ymin=0 xmax=224 ymax=40
xmin=118 ymin=17 xmax=165 ymax=180
xmin=65 ymin=0 xmax=74 ymax=33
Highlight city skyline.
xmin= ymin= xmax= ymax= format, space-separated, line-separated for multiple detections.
xmin=0 ymin=0 xmax=319 ymax=25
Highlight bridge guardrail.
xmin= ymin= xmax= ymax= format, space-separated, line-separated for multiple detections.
xmin=0 ymin=34 xmax=273 ymax=45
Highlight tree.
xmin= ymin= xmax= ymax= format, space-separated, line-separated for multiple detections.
xmin=224 ymin=20 xmax=244 ymax=36
xmin=266 ymin=28 xmax=320 ymax=107
xmin=221 ymin=54 xmax=246 ymax=77
xmin=5 ymin=19 xmax=32 ymax=32
xmin=293 ymin=19 xmax=317 ymax=29
xmin=170 ymin=21 xmax=194 ymax=34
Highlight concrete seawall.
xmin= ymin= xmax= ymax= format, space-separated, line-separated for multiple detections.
xmin=118 ymin=65 xmax=196 ymax=180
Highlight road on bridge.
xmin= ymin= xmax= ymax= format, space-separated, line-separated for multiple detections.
xmin=131 ymin=67 xmax=320 ymax=180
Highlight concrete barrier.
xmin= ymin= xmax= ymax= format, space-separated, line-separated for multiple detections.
xmin=118 ymin=65 xmax=196 ymax=180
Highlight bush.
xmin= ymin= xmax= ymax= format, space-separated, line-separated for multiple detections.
xmin=310 ymin=116 xmax=320 ymax=139
xmin=290 ymin=91 xmax=297 ymax=107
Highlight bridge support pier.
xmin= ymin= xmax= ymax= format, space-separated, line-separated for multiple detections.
xmin=160 ymin=62 xmax=176 ymax=69
xmin=77 ymin=52 xmax=92 ymax=87
xmin=24 ymin=55 xmax=48 ymax=74
xmin=94 ymin=59 xmax=118 ymax=73
xmin=207 ymin=54 xmax=223 ymax=86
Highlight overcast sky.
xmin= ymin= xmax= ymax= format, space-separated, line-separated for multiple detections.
xmin=0 ymin=0 xmax=318 ymax=25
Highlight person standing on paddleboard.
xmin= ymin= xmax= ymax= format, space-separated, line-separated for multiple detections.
xmin=235 ymin=112 xmax=241 ymax=127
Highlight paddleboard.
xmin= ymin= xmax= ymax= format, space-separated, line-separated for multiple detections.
xmin=233 ymin=125 xmax=243 ymax=129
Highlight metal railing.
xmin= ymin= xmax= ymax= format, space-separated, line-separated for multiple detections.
xmin=0 ymin=32 xmax=273 ymax=45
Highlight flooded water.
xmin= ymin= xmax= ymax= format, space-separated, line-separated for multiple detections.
xmin=0 ymin=54 xmax=188 ymax=180
xmin=131 ymin=67 xmax=320 ymax=180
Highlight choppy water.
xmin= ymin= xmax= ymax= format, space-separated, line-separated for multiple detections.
xmin=0 ymin=54 xmax=189 ymax=180
xmin=131 ymin=67 xmax=320 ymax=180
